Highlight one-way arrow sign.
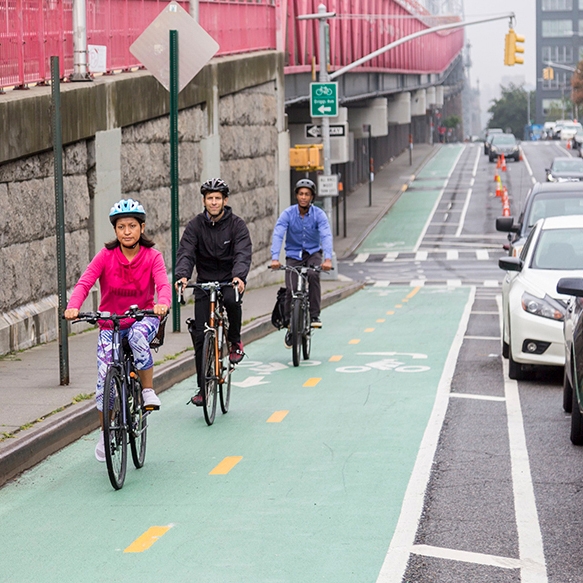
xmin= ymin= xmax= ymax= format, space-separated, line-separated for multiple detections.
xmin=305 ymin=124 xmax=346 ymax=138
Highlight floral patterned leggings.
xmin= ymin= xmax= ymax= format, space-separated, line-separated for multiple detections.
xmin=95 ymin=317 xmax=159 ymax=412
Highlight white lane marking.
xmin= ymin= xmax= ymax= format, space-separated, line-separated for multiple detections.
xmin=464 ymin=335 xmax=500 ymax=340
xmin=372 ymin=281 xmax=390 ymax=287
xmin=471 ymin=311 xmax=499 ymax=314
xmin=449 ymin=393 xmax=506 ymax=402
xmin=447 ymin=250 xmax=459 ymax=260
xmin=409 ymin=279 xmax=426 ymax=287
xmin=455 ymin=147 xmax=481 ymax=237
xmin=382 ymin=252 xmax=399 ymax=262
xmin=446 ymin=279 xmax=462 ymax=287
xmin=413 ymin=145 xmax=465 ymax=252
xmin=354 ymin=253 xmax=369 ymax=263
xmin=476 ymin=249 xmax=489 ymax=260
xmin=498 ymin=296 xmax=549 ymax=582
xmin=484 ymin=280 xmax=499 ymax=287
xmin=415 ymin=251 xmax=428 ymax=261
xmin=411 ymin=545 xmax=521 ymax=569
xmin=520 ymin=148 xmax=537 ymax=185
xmin=375 ymin=287 xmax=476 ymax=583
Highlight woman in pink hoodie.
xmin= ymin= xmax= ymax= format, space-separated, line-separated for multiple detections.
xmin=64 ymin=199 xmax=171 ymax=462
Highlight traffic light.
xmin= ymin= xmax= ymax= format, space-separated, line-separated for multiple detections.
xmin=543 ymin=66 xmax=554 ymax=81
xmin=504 ymin=29 xmax=525 ymax=66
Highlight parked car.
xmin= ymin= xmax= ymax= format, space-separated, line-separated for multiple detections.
xmin=496 ymin=181 xmax=583 ymax=257
xmin=484 ymin=128 xmax=503 ymax=155
xmin=572 ymin=126 xmax=583 ymax=156
xmin=488 ymin=133 xmax=520 ymax=162
xmin=552 ymin=119 xmax=571 ymax=140
xmin=556 ymin=276 xmax=583 ymax=443
xmin=499 ymin=215 xmax=583 ymax=380
xmin=545 ymin=157 xmax=583 ymax=182
xmin=556 ymin=121 xmax=582 ymax=140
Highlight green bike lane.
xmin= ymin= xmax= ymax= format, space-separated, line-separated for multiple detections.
xmin=357 ymin=144 xmax=465 ymax=254
xmin=0 ymin=285 xmax=472 ymax=583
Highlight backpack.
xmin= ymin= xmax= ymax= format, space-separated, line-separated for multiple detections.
xmin=271 ymin=287 xmax=288 ymax=330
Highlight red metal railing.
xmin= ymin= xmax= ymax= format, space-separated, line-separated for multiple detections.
xmin=285 ymin=0 xmax=464 ymax=75
xmin=0 ymin=0 xmax=276 ymax=90
xmin=0 ymin=0 xmax=461 ymax=90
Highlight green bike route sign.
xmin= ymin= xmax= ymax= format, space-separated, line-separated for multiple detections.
xmin=310 ymin=82 xmax=338 ymax=117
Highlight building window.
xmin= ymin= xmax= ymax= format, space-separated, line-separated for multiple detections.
xmin=543 ymin=0 xmax=572 ymax=9
xmin=542 ymin=45 xmax=574 ymax=63
xmin=579 ymin=45 xmax=583 ymax=60
xmin=542 ymin=72 xmax=572 ymax=91
xmin=542 ymin=20 xmax=573 ymax=37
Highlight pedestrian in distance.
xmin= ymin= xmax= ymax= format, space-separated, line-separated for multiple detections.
xmin=64 ymin=198 xmax=171 ymax=462
xmin=174 ymin=178 xmax=252 ymax=406
xmin=270 ymin=178 xmax=333 ymax=347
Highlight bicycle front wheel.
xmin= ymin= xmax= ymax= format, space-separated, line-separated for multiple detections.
xmin=103 ymin=367 xmax=127 ymax=490
xmin=128 ymin=373 xmax=147 ymax=469
xmin=291 ymin=299 xmax=303 ymax=367
xmin=220 ymin=341 xmax=232 ymax=414
xmin=202 ymin=331 xmax=218 ymax=425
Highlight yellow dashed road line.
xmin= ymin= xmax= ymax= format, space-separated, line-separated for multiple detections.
xmin=364 ymin=328 xmax=375 ymax=332
xmin=210 ymin=456 xmax=243 ymax=475
xmin=124 ymin=526 xmax=172 ymax=553
xmin=349 ymin=339 xmax=360 ymax=344
xmin=303 ymin=377 xmax=321 ymax=387
xmin=329 ymin=355 xmax=343 ymax=362
xmin=267 ymin=410 xmax=289 ymax=423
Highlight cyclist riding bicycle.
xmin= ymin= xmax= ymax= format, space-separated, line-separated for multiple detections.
xmin=270 ymin=178 xmax=333 ymax=347
xmin=175 ymin=178 xmax=252 ymax=406
xmin=64 ymin=198 xmax=171 ymax=462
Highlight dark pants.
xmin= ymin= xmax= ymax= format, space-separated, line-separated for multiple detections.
xmin=284 ymin=250 xmax=322 ymax=321
xmin=188 ymin=286 xmax=242 ymax=389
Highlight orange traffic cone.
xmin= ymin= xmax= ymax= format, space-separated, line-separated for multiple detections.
xmin=496 ymin=182 xmax=503 ymax=197
xmin=567 ymin=140 xmax=572 ymax=150
xmin=501 ymin=154 xmax=507 ymax=172
xmin=502 ymin=200 xmax=511 ymax=216
xmin=496 ymin=156 xmax=502 ymax=169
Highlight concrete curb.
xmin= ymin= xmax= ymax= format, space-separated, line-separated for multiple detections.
xmin=0 ymin=280 xmax=363 ymax=487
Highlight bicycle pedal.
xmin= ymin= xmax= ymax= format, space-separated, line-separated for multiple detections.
xmin=143 ymin=404 xmax=160 ymax=411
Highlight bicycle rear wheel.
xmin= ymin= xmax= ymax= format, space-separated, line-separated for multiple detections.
xmin=220 ymin=341 xmax=232 ymax=414
xmin=103 ymin=367 xmax=127 ymax=490
xmin=302 ymin=305 xmax=311 ymax=360
xmin=291 ymin=299 xmax=302 ymax=367
xmin=128 ymin=373 xmax=147 ymax=469
xmin=202 ymin=331 xmax=218 ymax=425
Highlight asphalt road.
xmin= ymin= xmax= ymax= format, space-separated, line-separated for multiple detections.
xmin=2 ymin=141 xmax=582 ymax=583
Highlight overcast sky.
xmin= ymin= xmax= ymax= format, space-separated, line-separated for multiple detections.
xmin=464 ymin=0 xmax=536 ymax=128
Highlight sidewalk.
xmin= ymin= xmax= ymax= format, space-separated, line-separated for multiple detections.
xmin=0 ymin=142 xmax=437 ymax=486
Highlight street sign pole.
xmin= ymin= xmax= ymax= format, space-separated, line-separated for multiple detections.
xmin=318 ymin=4 xmax=332 ymax=226
xmin=170 ymin=30 xmax=180 ymax=332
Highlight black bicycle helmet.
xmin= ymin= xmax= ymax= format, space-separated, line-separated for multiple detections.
xmin=294 ymin=178 xmax=316 ymax=197
xmin=201 ymin=178 xmax=229 ymax=197
xmin=109 ymin=198 xmax=146 ymax=225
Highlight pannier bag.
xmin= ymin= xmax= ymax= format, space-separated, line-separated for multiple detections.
xmin=149 ymin=313 xmax=168 ymax=351
xmin=271 ymin=287 xmax=288 ymax=330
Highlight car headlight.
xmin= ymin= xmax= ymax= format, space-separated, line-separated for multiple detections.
xmin=521 ymin=292 xmax=566 ymax=321
xmin=547 ymin=173 xmax=556 ymax=181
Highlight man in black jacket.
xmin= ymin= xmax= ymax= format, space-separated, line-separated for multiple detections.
xmin=175 ymin=178 xmax=252 ymax=406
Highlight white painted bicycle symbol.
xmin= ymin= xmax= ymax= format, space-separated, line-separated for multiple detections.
xmin=315 ymin=85 xmax=333 ymax=97
xmin=336 ymin=352 xmax=430 ymax=374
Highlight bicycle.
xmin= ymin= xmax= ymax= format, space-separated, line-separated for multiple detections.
xmin=272 ymin=265 xmax=324 ymax=367
xmin=179 ymin=282 xmax=237 ymax=426
xmin=71 ymin=306 xmax=162 ymax=490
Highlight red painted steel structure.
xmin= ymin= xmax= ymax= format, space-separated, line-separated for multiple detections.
xmin=285 ymin=0 xmax=463 ymax=75
xmin=0 ymin=0 xmax=461 ymax=90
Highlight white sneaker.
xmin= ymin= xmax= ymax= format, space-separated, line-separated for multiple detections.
xmin=142 ymin=389 xmax=161 ymax=408
xmin=95 ymin=431 xmax=105 ymax=463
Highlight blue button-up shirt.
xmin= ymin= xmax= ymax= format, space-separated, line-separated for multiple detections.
xmin=271 ymin=204 xmax=333 ymax=261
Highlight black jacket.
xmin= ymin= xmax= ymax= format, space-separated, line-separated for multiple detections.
xmin=175 ymin=206 xmax=252 ymax=284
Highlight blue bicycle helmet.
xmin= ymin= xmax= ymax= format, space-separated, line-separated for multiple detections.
xmin=201 ymin=178 xmax=229 ymax=197
xmin=109 ymin=198 xmax=146 ymax=225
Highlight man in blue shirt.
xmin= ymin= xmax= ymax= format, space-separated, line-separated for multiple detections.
xmin=271 ymin=179 xmax=333 ymax=345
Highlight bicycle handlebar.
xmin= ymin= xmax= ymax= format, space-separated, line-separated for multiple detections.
xmin=268 ymin=264 xmax=334 ymax=273
xmin=69 ymin=306 xmax=159 ymax=325
xmin=176 ymin=281 xmax=239 ymax=304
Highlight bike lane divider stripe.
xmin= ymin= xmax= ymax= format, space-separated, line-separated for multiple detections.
xmin=124 ymin=525 xmax=172 ymax=553
xmin=365 ymin=328 xmax=375 ymax=332
xmin=267 ymin=410 xmax=289 ymax=422
xmin=329 ymin=355 xmax=343 ymax=362
xmin=209 ymin=456 xmax=243 ymax=475
xmin=349 ymin=339 xmax=360 ymax=344
xmin=303 ymin=378 xmax=321 ymax=387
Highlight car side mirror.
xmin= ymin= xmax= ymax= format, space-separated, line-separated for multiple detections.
xmin=496 ymin=217 xmax=519 ymax=233
xmin=557 ymin=277 xmax=583 ymax=297
xmin=499 ymin=256 xmax=523 ymax=272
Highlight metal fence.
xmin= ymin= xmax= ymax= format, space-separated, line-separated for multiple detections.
xmin=0 ymin=0 xmax=276 ymax=90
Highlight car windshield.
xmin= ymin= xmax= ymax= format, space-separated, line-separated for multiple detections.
xmin=551 ymin=159 xmax=583 ymax=172
xmin=527 ymin=193 xmax=583 ymax=227
xmin=491 ymin=135 xmax=516 ymax=145
xmin=532 ymin=228 xmax=583 ymax=270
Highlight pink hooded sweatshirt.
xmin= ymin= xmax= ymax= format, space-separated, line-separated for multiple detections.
xmin=67 ymin=246 xmax=172 ymax=329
